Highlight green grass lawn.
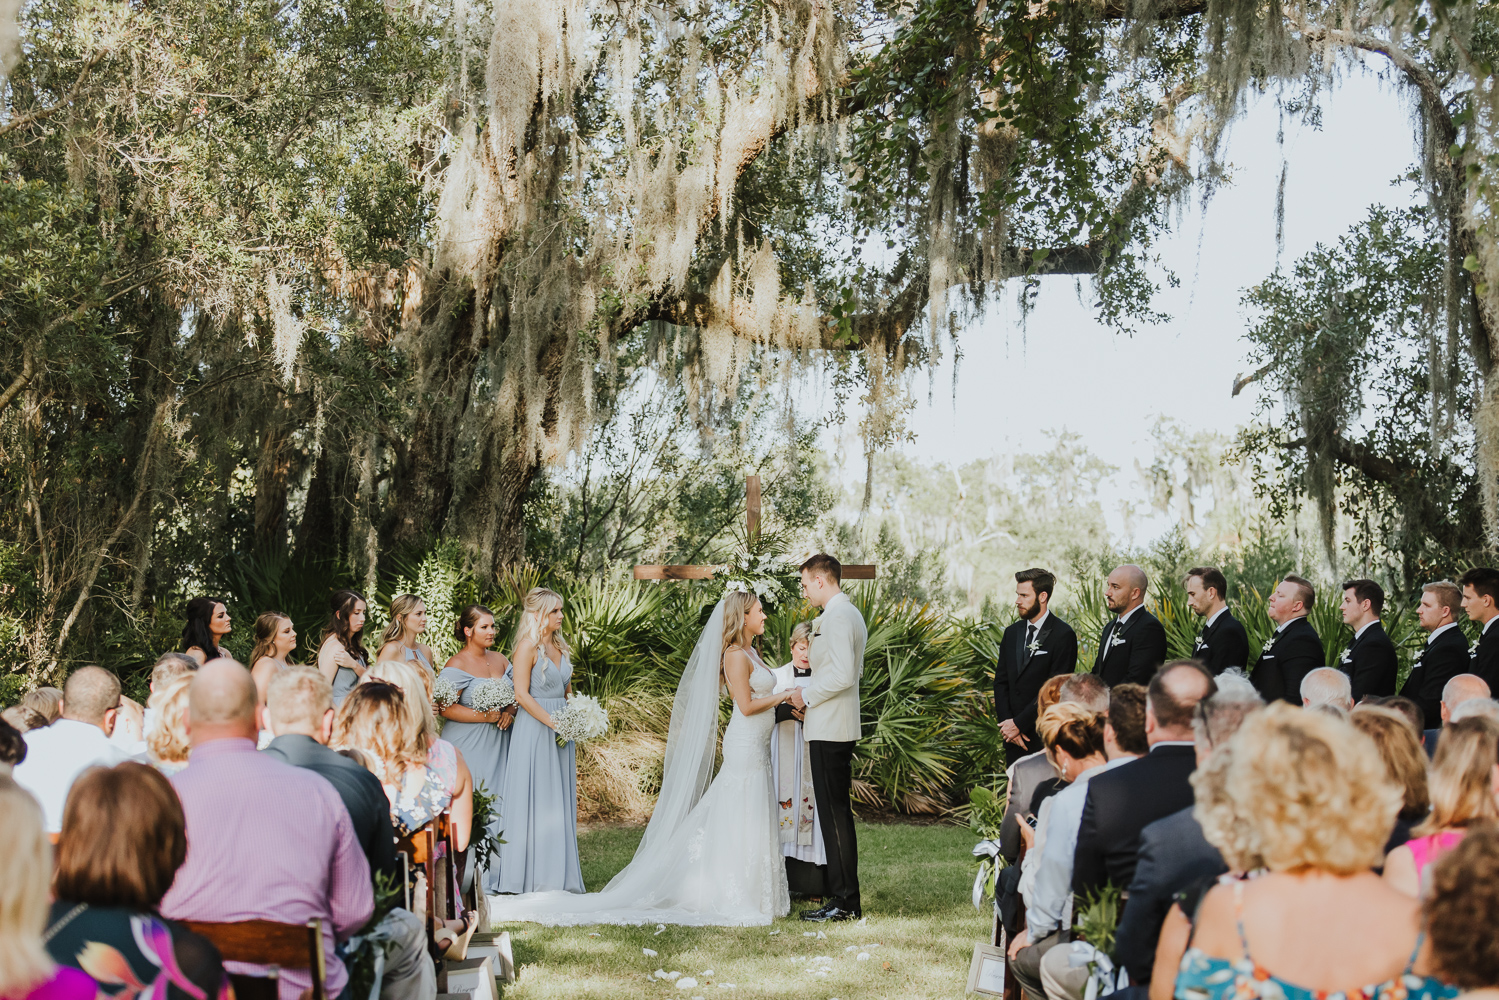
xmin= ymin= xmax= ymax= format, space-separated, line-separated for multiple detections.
xmin=497 ymin=821 xmax=988 ymax=1000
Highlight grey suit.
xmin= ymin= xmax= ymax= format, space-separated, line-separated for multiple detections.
xmin=1112 ymin=805 xmax=1227 ymax=984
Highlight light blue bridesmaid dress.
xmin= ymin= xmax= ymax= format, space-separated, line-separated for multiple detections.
xmin=438 ymin=663 xmax=512 ymax=893
xmin=492 ymin=648 xmax=583 ymax=894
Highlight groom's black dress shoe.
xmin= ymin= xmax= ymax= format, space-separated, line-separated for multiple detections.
xmin=800 ymin=905 xmax=861 ymax=922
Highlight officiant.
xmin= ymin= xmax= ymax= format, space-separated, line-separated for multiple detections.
xmin=770 ymin=621 xmax=828 ymax=899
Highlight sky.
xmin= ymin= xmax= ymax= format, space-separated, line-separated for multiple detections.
xmin=813 ymin=63 xmax=1424 ymax=541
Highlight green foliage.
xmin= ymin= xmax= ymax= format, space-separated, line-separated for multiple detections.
xmin=1072 ymin=883 xmax=1124 ymax=954
xmin=469 ymin=781 xmax=505 ymax=874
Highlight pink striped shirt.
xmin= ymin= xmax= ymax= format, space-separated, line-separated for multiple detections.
xmin=160 ymin=738 xmax=373 ymax=1000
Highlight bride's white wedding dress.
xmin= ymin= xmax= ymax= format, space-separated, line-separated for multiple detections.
xmin=486 ymin=637 xmax=790 ymax=926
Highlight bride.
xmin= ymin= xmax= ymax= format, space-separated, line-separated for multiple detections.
xmin=486 ymin=590 xmax=795 ymax=926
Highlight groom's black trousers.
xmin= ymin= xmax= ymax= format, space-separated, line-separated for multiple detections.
xmin=809 ymin=739 xmax=860 ymax=912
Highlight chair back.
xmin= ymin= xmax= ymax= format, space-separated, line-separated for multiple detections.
xmin=182 ymin=917 xmax=326 ymax=1000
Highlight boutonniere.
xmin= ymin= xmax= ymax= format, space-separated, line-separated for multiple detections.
xmin=1340 ymin=648 xmax=1353 ymax=665
xmin=1261 ymin=635 xmax=1276 ymax=654
xmin=1471 ymin=642 xmax=1480 ymax=659
xmin=1026 ymin=636 xmax=1043 ymax=654
xmin=1193 ymin=633 xmax=1206 ymax=651
xmin=1108 ymin=632 xmax=1127 ymax=649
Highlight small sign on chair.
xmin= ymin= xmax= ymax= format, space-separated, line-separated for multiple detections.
xmin=967 ymin=942 xmax=1007 ymax=996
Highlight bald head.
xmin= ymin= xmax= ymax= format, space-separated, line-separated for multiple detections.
xmin=1441 ymin=673 xmax=1492 ymax=725
xmin=1147 ymin=660 xmax=1216 ymax=742
xmin=187 ymin=658 xmax=257 ymax=745
xmin=1105 ymin=565 xmax=1149 ymax=615
xmin=61 ymin=666 xmax=122 ymax=731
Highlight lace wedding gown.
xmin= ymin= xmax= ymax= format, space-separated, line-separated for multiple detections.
xmin=486 ymin=651 xmax=790 ymax=926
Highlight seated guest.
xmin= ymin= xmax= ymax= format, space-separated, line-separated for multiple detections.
xmin=1419 ymin=674 xmax=1492 ymax=755
xmin=1000 ymin=673 xmax=1072 ymax=863
xmin=158 ymin=659 xmax=373 ymax=1000
xmin=1301 ymin=666 xmax=1354 ymax=713
xmin=334 ymin=681 xmax=452 ymax=836
xmin=13 ymin=667 xmax=131 ymax=832
xmin=0 ymin=717 xmax=27 ymax=772
xmin=1423 ymin=824 xmax=1499 ymax=996
xmin=1351 ymin=704 xmax=1431 ymax=853
xmin=1 ymin=705 xmax=48 ymax=734
xmin=1072 ymin=661 xmax=1216 ymax=902
xmin=0 ymin=776 xmax=95 ymax=1000
xmin=46 ymin=764 xmax=229 ymax=1000
xmin=1108 ymin=675 xmax=1261 ymax=992
xmin=1381 ymin=695 xmax=1427 ymax=733
xmin=145 ymin=674 xmax=194 ymax=775
xmin=22 ymin=687 xmax=62 ymax=726
xmin=1177 ymin=704 xmax=1451 ymax=1000
xmin=1384 ymin=717 xmax=1499 ymax=896
xmin=1103 ymin=682 xmax=1149 ymax=762
xmin=1452 ymin=697 xmax=1499 ymax=722
xmin=105 ymin=696 xmax=147 ymax=757
xmin=1008 ymin=705 xmax=1114 ymax=1000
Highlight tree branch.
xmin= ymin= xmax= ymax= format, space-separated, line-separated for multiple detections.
xmin=0 ymin=48 xmax=108 ymax=139
xmin=0 ymin=342 xmax=35 ymax=414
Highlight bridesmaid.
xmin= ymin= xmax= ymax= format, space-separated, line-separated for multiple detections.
xmin=439 ymin=604 xmax=516 ymax=893
xmin=181 ymin=597 xmax=232 ymax=664
xmin=248 ymin=611 xmax=298 ymax=704
xmin=495 ymin=587 xmax=583 ymax=894
xmin=317 ymin=589 xmax=368 ymax=706
xmin=377 ymin=594 xmax=436 ymax=674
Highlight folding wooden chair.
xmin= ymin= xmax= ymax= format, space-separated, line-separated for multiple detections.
xmin=182 ymin=917 xmax=326 ymax=1000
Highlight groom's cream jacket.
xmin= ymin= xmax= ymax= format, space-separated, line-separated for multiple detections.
xmin=803 ymin=591 xmax=868 ymax=743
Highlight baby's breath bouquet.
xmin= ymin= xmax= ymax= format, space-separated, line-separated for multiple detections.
xmin=552 ymin=692 xmax=610 ymax=748
xmin=717 ymin=550 xmax=795 ymax=604
xmin=469 ymin=677 xmax=516 ymax=718
xmin=432 ymin=677 xmax=460 ymax=712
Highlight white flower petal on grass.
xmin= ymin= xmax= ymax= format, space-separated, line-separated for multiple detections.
xmin=857 ymin=953 xmax=871 ymax=962
xmin=816 ymin=931 xmax=827 ymax=940
xmin=653 ymin=969 xmax=667 ymax=979
xmin=803 ymin=932 xmax=817 ymax=938
xmin=643 ymin=948 xmax=658 ymax=957
xmin=701 ymin=971 xmax=713 ymax=977
xmin=588 ymin=932 xmax=600 ymax=938
xmin=675 ymin=978 xmax=697 ymax=990
xmin=844 ymin=945 xmax=857 ymax=952
xmin=718 ymin=985 xmax=736 ymax=990
xmin=768 ymin=930 xmax=780 ymax=936
xmin=665 ymin=971 xmax=682 ymax=980
xmin=858 ymin=916 xmax=868 ymax=926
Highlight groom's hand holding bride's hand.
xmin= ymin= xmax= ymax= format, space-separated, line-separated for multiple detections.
xmin=788 ymin=687 xmax=806 ymax=710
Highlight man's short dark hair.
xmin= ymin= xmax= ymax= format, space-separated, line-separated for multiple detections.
xmin=1015 ymin=568 xmax=1056 ymax=600
xmin=1186 ymin=567 xmax=1229 ymax=602
xmin=1108 ymin=683 xmax=1149 ymax=756
xmin=1460 ymin=568 xmax=1499 ymax=606
xmin=1383 ymin=695 xmax=1426 ymax=733
xmin=800 ymin=553 xmax=841 ymax=585
xmin=62 ymin=666 xmax=122 ymax=725
xmin=1148 ymin=660 xmax=1218 ymax=730
xmin=1342 ymin=579 xmax=1385 ymax=617
xmin=1283 ymin=574 xmax=1316 ymax=610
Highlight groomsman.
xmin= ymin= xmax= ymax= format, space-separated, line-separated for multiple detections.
xmin=1250 ymin=575 xmax=1324 ymax=704
xmin=1338 ymin=579 xmax=1399 ymax=702
xmin=1092 ymin=565 xmax=1168 ymax=686
xmin=993 ymin=568 xmax=1079 ymax=768
xmin=1184 ymin=567 xmax=1248 ymax=675
xmin=1401 ymin=581 xmax=1472 ymax=727
xmin=1460 ymin=568 xmax=1499 ymax=689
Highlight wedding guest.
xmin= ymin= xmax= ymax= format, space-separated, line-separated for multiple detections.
xmin=334 ymin=683 xmax=446 ymax=837
xmin=144 ymin=674 xmax=193 ymax=775
xmin=1250 ymin=574 xmax=1325 ymax=704
xmin=21 ymin=687 xmax=62 ymax=725
xmin=1383 ymin=695 xmax=1428 ymax=733
xmin=159 ymin=659 xmax=373 ymax=1000
xmin=13 ymin=667 xmax=130 ymax=832
xmin=994 ymin=568 xmax=1079 ymax=767
xmin=1301 ymin=666 xmax=1354 ymax=712
xmin=0 ymin=717 xmax=26 ymax=770
xmin=770 ymin=621 xmax=827 ymax=898
xmin=1402 ymin=581 xmax=1472 ymax=728
xmin=1341 ymin=579 xmax=1400 ymax=701
xmin=143 ymin=655 xmax=196 ymax=737
xmin=248 ymin=611 xmax=298 ymax=706
xmin=1073 ymin=661 xmax=1215 ymax=901
xmin=1091 ymin=565 xmax=1168 ymax=686
xmin=1 ymin=705 xmax=45 ymax=735
xmin=47 ymin=764 xmax=229 ymax=1000
xmin=1351 ymin=704 xmax=1431 ymax=852
xmin=1000 ymin=673 xmax=1072 ymax=863
xmin=1423 ymin=823 xmax=1499 ymax=994
xmin=1008 ymin=705 xmax=1111 ymax=1000
xmin=1104 ymin=681 xmax=1149 ymax=760
xmin=1176 ymin=703 xmax=1451 ymax=1000
xmin=317 ymin=590 xmax=369 ymax=706
xmin=0 ymin=776 xmax=95 ymax=1000
xmin=376 ymin=594 xmax=437 ymax=673
xmin=495 ymin=587 xmax=583 ymax=894
xmin=180 ymin=598 xmax=232 ymax=664
xmin=1460 ymin=567 xmax=1499 ymax=690
xmin=1185 ymin=567 xmax=1249 ymax=675
xmin=106 ymin=696 xmax=146 ymax=757
xmin=439 ymin=604 xmax=515 ymax=892
xmin=362 ymin=659 xmax=474 ymax=849
xmin=1453 ymin=698 xmax=1499 ymax=722
xmin=1384 ymin=717 xmax=1499 ymax=896
xmin=1419 ymin=674 xmax=1494 ymax=754
xmin=1108 ymin=676 xmax=1260 ymax=992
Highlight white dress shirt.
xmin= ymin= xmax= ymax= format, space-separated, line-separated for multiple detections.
xmin=1354 ymin=619 xmax=1381 ymax=640
xmin=1428 ymin=621 xmax=1461 ymax=644
xmin=1025 ymin=755 xmax=1134 ymax=940
xmin=13 ymin=718 xmax=132 ymax=831
xmin=1204 ymin=606 xmax=1228 ymax=629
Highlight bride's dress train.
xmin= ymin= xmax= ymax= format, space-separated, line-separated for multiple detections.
xmin=486 ymin=641 xmax=790 ymax=926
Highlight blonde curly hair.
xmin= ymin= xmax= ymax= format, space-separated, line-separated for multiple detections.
xmin=146 ymin=673 xmax=194 ymax=766
xmin=1195 ymin=702 xmax=1400 ymax=875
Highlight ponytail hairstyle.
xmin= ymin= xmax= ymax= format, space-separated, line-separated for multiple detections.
xmin=380 ymin=594 xmax=424 ymax=648
xmin=521 ymin=588 xmax=570 ymax=655
xmin=454 ymin=604 xmax=495 ymax=645
xmin=250 ymin=612 xmax=292 ymax=666
xmin=181 ymin=597 xmax=227 ymax=658
xmin=719 ymin=590 xmax=758 ymax=658
xmin=323 ymin=590 xmax=368 ymax=665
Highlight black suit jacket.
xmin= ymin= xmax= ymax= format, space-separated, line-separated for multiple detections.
xmin=1071 ymin=744 xmax=1197 ymax=902
xmin=993 ymin=613 xmax=1079 ymax=745
xmin=1339 ymin=621 xmax=1399 ymax=702
xmin=1400 ymin=626 xmax=1472 ymax=728
xmin=1249 ymin=617 xmax=1324 ymax=704
xmin=1471 ymin=624 xmax=1499 ymax=691
xmin=264 ymin=733 xmax=400 ymax=881
xmin=1112 ymin=806 xmax=1228 ymax=985
xmin=1192 ymin=610 xmax=1249 ymax=675
xmin=1092 ymin=608 xmax=1168 ymax=687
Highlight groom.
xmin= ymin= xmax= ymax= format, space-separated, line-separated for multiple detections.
xmin=789 ymin=554 xmax=868 ymax=922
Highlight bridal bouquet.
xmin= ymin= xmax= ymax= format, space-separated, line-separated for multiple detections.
xmin=432 ymin=677 xmax=460 ymax=712
xmin=552 ymin=692 xmax=610 ymax=748
xmin=469 ymin=677 xmax=516 ymax=719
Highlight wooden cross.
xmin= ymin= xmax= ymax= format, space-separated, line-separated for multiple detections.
xmin=632 ymin=475 xmax=876 ymax=581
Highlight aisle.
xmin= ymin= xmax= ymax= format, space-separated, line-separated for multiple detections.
xmin=495 ymin=822 xmax=986 ymax=1000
